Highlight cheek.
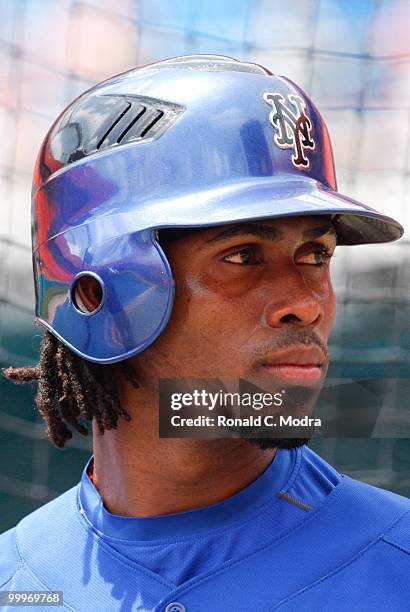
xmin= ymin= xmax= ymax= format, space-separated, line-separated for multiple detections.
xmin=151 ymin=270 xmax=232 ymax=353
xmin=299 ymin=270 xmax=336 ymax=334
xmin=167 ymin=271 xmax=253 ymax=359
xmin=321 ymin=278 xmax=336 ymax=330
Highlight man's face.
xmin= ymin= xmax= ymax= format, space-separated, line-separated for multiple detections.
xmin=134 ymin=215 xmax=337 ymax=382
xmin=131 ymin=215 xmax=337 ymax=450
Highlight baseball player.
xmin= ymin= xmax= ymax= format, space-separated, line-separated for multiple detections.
xmin=1 ymin=55 xmax=409 ymax=611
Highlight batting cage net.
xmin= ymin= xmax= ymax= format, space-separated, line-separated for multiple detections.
xmin=0 ymin=0 xmax=409 ymax=532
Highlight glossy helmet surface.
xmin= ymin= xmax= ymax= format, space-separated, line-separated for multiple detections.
xmin=32 ymin=54 xmax=403 ymax=363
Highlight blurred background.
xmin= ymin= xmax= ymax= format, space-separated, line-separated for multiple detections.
xmin=0 ymin=0 xmax=409 ymax=533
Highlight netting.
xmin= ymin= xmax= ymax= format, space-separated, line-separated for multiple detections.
xmin=0 ymin=0 xmax=409 ymax=532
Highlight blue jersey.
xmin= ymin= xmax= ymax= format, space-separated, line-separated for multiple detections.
xmin=0 ymin=446 xmax=409 ymax=611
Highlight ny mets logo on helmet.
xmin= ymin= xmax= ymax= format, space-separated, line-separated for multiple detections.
xmin=263 ymin=92 xmax=316 ymax=169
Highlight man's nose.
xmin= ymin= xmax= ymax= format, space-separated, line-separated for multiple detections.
xmin=263 ymin=270 xmax=324 ymax=329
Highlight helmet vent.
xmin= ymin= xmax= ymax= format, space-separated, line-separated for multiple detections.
xmin=117 ymin=105 xmax=147 ymax=142
xmin=96 ymin=100 xmax=132 ymax=149
xmin=140 ymin=109 xmax=165 ymax=138
xmin=95 ymin=98 xmax=173 ymax=150
xmin=41 ymin=94 xmax=184 ymax=181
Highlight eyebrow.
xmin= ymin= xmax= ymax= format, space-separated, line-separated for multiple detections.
xmin=204 ymin=221 xmax=336 ymax=245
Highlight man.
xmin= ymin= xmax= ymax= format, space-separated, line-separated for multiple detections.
xmin=1 ymin=55 xmax=409 ymax=611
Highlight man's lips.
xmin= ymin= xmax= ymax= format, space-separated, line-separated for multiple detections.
xmin=261 ymin=364 xmax=322 ymax=380
xmin=259 ymin=346 xmax=326 ymax=380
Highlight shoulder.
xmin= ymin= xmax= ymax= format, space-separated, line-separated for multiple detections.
xmin=0 ymin=527 xmax=22 ymax=588
xmin=297 ymin=447 xmax=410 ymax=545
xmin=346 ymin=477 xmax=410 ymax=553
xmin=0 ymin=485 xmax=81 ymax=590
xmin=320 ymin=468 xmax=410 ymax=568
xmin=302 ymin=446 xmax=409 ymax=511
xmin=339 ymin=472 xmax=410 ymax=517
xmin=381 ymin=507 xmax=410 ymax=557
xmin=296 ymin=446 xmax=409 ymax=516
xmin=17 ymin=484 xmax=80 ymax=550
xmin=271 ymin=478 xmax=410 ymax=611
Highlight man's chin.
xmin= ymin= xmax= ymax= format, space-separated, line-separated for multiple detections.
xmin=245 ymin=437 xmax=311 ymax=451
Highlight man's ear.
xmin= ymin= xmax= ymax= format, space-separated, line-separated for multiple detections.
xmin=73 ymin=275 xmax=103 ymax=313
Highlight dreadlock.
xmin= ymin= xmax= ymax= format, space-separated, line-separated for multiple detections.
xmin=3 ymin=331 xmax=139 ymax=448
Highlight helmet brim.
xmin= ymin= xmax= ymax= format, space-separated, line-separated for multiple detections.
xmin=150 ymin=176 xmax=403 ymax=246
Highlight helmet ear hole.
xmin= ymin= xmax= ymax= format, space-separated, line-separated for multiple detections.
xmin=71 ymin=273 xmax=104 ymax=315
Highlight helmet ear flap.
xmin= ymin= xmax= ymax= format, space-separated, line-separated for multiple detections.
xmin=36 ymin=231 xmax=175 ymax=364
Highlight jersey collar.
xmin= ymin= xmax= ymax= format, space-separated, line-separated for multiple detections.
xmin=78 ymin=447 xmax=298 ymax=542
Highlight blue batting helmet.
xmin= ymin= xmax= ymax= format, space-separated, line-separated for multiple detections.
xmin=32 ymin=54 xmax=403 ymax=364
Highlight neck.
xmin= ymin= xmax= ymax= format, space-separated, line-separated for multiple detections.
xmin=92 ymin=385 xmax=275 ymax=517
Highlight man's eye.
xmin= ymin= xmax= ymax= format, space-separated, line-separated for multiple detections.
xmin=299 ymin=248 xmax=334 ymax=267
xmin=223 ymin=248 xmax=261 ymax=265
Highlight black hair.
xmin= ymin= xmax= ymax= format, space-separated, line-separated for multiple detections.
xmin=3 ymin=331 xmax=138 ymax=448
